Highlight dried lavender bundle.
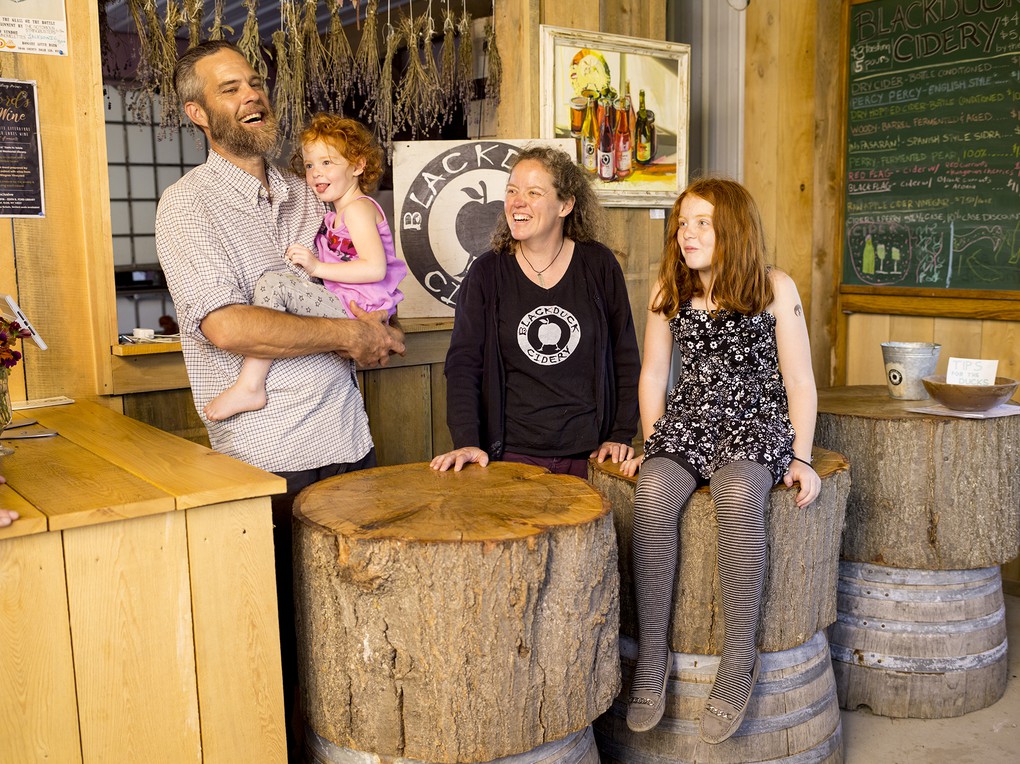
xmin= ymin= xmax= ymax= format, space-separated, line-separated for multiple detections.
xmin=128 ymin=0 xmax=161 ymax=96
xmin=396 ymin=13 xmax=440 ymax=135
xmin=272 ymin=29 xmax=298 ymax=145
xmin=157 ymin=0 xmax=185 ymax=133
xmin=302 ymin=0 xmax=329 ymax=107
xmin=420 ymin=10 xmax=443 ymax=118
xmin=282 ymin=0 xmax=309 ymax=142
xmin=456 ymin=8 xmax=474 ymax=106
xmin=354 ymin=0 xmax=381 ymax=111
xmin=483 ymin=19 xmax=501 ymax=104
xmin=325 ymin=0 xmax=355 ymax=112
xmin=438 ymin=6 xmax=458 ymax=121
xmin=376 ymin=24 xmax=399 ymax=161
xmin=238 ymin=0 xmax=269 ymax=81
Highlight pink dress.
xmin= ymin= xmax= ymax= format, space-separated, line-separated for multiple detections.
xmin=315 ymin=197 xmax=407 ymax=318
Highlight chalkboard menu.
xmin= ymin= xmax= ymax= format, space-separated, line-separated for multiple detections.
xmin=843 ymin=0 xmax=1020 ymax=292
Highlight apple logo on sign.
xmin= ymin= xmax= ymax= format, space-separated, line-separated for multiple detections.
xmin=454 ymin=181 xmax=503 ymax=277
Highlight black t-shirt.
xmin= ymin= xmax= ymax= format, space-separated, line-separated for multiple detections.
xmin=498 ymin=254 xmax=599 ymax=456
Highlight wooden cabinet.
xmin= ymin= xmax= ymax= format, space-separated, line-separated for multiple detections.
xmin=0 ymin=402 xmax=286 ymax=764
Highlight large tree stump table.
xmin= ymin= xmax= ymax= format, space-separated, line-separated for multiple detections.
xmin=589 ymin=447 xmax=850 ymax=763
xmin=292 ymin=462 xmax=620 ymax=763
xmin=816 ymin=385 xmax=1019 ymax=569
xmin=816 ymin=385 xmax=1019 ymax=718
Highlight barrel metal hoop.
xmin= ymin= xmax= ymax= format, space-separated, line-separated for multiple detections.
xmin=838 ymin=562 xmax=1000 ymax=586
xmin=834 ymin=603 xmax=1006 ymax=634
xmin=836 ymin=575 xmax=1002 ymax=603
xmin=829 ymin=638 xmax=1007 ymax=672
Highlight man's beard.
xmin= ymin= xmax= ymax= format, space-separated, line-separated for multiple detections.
xmin=206 ymin=102 xmax=279 ymax=159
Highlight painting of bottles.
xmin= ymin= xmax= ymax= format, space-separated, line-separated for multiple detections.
xmin=540 ymin=26 xmax=691 ymax=207
xmin=845 ymin=221 xmax=915 ymax=286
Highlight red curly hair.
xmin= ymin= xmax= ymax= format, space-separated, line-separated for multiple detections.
xmin=289 ymin=113 xmax=384 ymax=193
xmin=652 ymin=177 xmax=774 ymax=318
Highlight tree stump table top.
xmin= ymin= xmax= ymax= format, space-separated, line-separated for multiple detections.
xmin=294 ymin=461 xmax=609 ymax=542
xmin=816 ymin=385 xmax=1020 ymax=569
xmin=292 ymin=462 xmax=621 ymax=763
xmin=589 ymin=447 xmax=850 ymax=654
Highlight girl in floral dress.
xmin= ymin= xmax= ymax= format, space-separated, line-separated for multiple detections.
xmin=621 ymin=178 xmax=821 ymax=743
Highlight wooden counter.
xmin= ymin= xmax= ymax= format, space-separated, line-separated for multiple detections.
xmin=0 ymin=401 xmax=287 ymax=764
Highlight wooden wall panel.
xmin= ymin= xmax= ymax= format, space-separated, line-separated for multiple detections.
xmin=364 ymin=365 xmax=433 ymax=467
xmin=0 ymin=0 xmax=116 ymax=403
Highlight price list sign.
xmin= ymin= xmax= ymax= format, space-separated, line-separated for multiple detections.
xmin=0 ymin=79 xmax=44 ymax=217
xmin=843 ymin=0 xmax=1020 ymax=292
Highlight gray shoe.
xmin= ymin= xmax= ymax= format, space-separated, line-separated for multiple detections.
xmin=626 ymin=651 xmax=673 ymax=733
xmin=699 ymin=655 xmax=761 ymax=744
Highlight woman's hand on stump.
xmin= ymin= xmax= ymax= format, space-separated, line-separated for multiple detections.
xmin=783 ymin=460 xmax=821 ymax=508
xmin=591 ymin=441 xmax=635 ymax=464
xmin=430 ymin=446 xmax=489 ymax=472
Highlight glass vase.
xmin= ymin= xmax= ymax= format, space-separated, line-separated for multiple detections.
xmin=0 ymin=368 xmax=13 ymax=456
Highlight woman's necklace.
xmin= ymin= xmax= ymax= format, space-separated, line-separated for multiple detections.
xmin=518 ymin=237 xmax=566 ymax=287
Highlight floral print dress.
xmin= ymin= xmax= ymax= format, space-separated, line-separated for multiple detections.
xmin=643 ymin=302 xmax=795 ymax=484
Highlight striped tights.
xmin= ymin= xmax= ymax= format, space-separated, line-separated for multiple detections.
xmin=631 ymin=457 xmax=771 ymax=708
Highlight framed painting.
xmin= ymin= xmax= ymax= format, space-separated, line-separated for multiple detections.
xmin=540 ymin=25 xmax=691 ymax=208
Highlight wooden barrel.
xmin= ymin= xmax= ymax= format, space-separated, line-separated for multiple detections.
xmin=829 ymin=562 xmax=1008 ymax=718
xmin=589 ymin=447 xmax=850 ymax=653
xmin=306 ymin=725 xmax=600 ymax=764
xmin=593 ymin=630 xmax=843 ymax=763
xmin=292 ymin=462 xmax=620 ymax=763
xmin=816 ymin=386 xmax=1020 ymax=569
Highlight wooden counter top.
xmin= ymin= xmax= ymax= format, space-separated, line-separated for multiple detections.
xmin=818 ymin=384 xmax=1020 ymax=420
xmin=0 ymin=400 xmax=285 ymax=538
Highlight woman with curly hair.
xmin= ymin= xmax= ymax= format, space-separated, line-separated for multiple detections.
xmin=204 ymin=113 xmax=407 ymax=421
xmin=430 ymin=145 xmax=640 ymax=478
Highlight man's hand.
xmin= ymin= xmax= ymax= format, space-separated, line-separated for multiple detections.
xmin=347 ymin=302 xmax=405 ymax=367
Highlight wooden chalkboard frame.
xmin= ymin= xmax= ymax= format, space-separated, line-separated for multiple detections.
xmin=835 ymin=0 xmax=1020 ymax=320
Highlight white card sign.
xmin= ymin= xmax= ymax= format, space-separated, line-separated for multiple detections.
xmin=946 ymin=357 xmax=998 ymax=386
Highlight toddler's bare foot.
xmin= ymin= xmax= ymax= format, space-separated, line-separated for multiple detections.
xmin=204 ymin=385 xmax=267 ymax=421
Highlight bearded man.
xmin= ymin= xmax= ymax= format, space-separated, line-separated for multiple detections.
xmin=155 ymin=40 xmax=403 ymax=758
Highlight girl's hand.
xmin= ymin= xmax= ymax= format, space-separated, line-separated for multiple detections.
xmin=783 ymin=459 xmax=821 ymax=508
xmin=430 ymin=446 xmax=489 ymax=472
xmin=619 ymin=454 xmax=643 ymax=478
xmin=591 ymin=440 xmax=635 ymax=464
xmin=286 ymin=243 xmax=320 ymax=277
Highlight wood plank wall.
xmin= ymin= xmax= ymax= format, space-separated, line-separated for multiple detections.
xmin=496 ymin=0 xmax=668 ymax=442
xmin=0 ymin=0 xmax=117 ymax=404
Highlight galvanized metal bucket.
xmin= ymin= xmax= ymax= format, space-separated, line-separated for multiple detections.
xmin=880 ymin=341 xmax=941 ymax=400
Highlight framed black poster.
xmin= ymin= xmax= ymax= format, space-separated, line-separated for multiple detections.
xmin=0 ymin=78 xmax=45 ymax=218
xmin=842 ymin=0 xmax=1020 ymax=293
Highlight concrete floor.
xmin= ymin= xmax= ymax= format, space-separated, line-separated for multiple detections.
xmin=839 ymin=593 xmax=1020 ymax=763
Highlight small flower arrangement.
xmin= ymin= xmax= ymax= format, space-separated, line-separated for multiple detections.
xmin=1 ymin=313 xmax=32 ymax=370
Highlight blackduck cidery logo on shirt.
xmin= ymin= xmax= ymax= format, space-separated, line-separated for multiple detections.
xmin=518 ymin=306 xmax=580 ymax=365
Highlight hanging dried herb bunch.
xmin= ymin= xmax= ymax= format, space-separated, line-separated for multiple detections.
xmin=325 ymin=0 xmax=356 ymax=112
xmin=456 ymin=5 xmax=474 ymax=106
xmin=183 ymin=0 xmax=203 ymax=48
xmin=376 ymin=23 xmax=400 ymax=161
xmin=302 ymin=0 xmax=330 ymax=107
xmin=207 ymin=0 xmax=233 ymax=41
xmin=238 ymin=0 xmax=269 ymax=81
xmin=271 ymin=29 xmax=297 ymax=146
xmin=156 ymin=0 xmax=185 ymax=133
xmin=354 ymin=0 xmax=381 ymax=112
xmin=396 ymin=12 xmax=440 ymax=135
xmin=438 ymin=4 xmax=459 ymax=122
xmin=483 ymin=18 xmax=501 ymax=104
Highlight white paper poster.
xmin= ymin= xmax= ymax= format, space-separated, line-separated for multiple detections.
xmin=0 ymin=0 xmax=68 ymax=56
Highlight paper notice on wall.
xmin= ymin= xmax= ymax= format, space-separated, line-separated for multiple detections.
xmin=0 ymin=0 xmax=68 ymax=56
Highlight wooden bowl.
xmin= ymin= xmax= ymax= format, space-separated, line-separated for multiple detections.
xmin=921 ymin=375 xmax=1019 ymax=412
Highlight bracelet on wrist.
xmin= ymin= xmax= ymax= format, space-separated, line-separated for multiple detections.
xmin=791 ymin=455 xmax=813 ymax=467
